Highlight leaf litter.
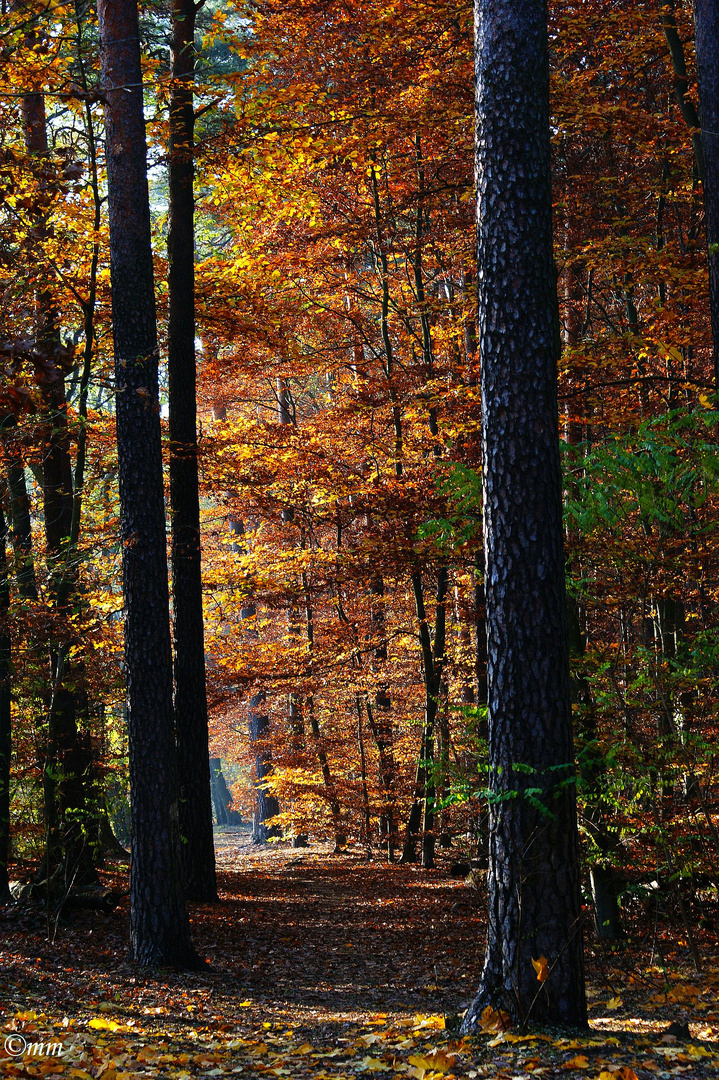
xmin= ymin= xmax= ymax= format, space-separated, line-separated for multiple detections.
xmin=1 ymin=833 xmax=718 ymax=1080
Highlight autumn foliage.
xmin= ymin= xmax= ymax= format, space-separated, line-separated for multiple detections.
xmin=0 ymin=0 xmax=718 ymax=960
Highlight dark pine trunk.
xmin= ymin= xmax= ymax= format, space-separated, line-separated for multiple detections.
xmin=693 ymin=0 xmax=719 ymax=385
xmin=98 ymin=0 xmax=198 ymax=968
xmin=168 ymin=0 xmax=217 ymax=903
xmin=462 ymin=0 xmax=586 ymax=1031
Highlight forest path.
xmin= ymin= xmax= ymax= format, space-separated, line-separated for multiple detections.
xmin=1 ymin=835 xmax=718 ymax=1078
xmin=200 ymin=832 xmax=480 ymax=1027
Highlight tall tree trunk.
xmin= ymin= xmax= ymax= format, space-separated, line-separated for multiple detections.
xmin=693 ymin=0 xmax=719 ymax=384
xmin=369 ymin=573 xmax=395 ymax=859
xmin=278 ymin=380 xmax=307 ymax=847
xmin=98 ymin=0 xmax=198 ymax=968
xmin=22 ymin=77 xmax=96 ymax=893
xmin=302 ymin=563 xmax=344 ymax=850
xmin=356 ymin=697 xmax=372 ymax=853
xmin=233 ymin=519 xmax=280 ymax=843
xmin=462 ymin=0 xmax=586 ymax=1031
xmin=167 ymin=0 xmax=217 ymax=903
xmin=401 ymin=568 xmax=447 ymax=868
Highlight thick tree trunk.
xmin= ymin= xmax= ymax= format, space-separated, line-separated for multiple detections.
xmin=98 ymin=0 xmax=198 ymax=968
xmin=462 ymin=0 xmax=586 ymax=1030
xmin=167 ymin=0 xmax=217 ymax=903
xmin=693 ymin=0 xmax=719 ymax=384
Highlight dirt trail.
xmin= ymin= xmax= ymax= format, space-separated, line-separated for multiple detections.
xmin=201 ymin=833 xmax=481 ymax=1026
xmin=1 ymin=833 xmax=718 ymax=1080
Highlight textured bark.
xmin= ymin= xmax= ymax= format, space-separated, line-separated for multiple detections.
xmin=168 ymin=0 xmax=217 ymax=903
xmin=98 ymin=0 xmax=197 ymax=968
xmin=462 ymin=0 xmax=586 ymax=1030
xmin=693 ymin=0 xmax=719 ymax=384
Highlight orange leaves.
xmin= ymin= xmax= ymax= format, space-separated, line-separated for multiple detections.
xmin=532 ymin=955 xmax=550 ymax=983
xmin=478 ymin=1005 xmax=511 ymax=1033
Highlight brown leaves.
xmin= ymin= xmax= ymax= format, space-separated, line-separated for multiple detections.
xmin=3 ymin=845 xmax=719 ymax=1080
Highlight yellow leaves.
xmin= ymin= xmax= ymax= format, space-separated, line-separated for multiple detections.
xmin=564 ymin=1054 xmax=590 ymax=1069
xmin=599 ymin=1070 xmax=639 ymax=1080
xmin=685 ymin=1043 xmax=712 ymax=1058
xmin=478 ymin=1005 xmax=510 ymax=1033
xmin=412 ymin=1015 xmax=445 ymax=1031
xmin=532 ymin=955 xmax=549 ymax=982
xmin=87 ymin=1018 xmax=124 ymax=1033
xmin=605 ymin=996 xmax=623 ymax=1011
xmin=408 ymin=1049 xmax=457 ymax=1075
xmin=357 ymin=1056 xmax=390 ymax=1072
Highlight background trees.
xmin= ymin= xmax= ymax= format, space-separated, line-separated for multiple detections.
xmin=0 ymin=0 xmax=717 ymax=981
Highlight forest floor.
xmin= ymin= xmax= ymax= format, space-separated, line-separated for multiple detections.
xmin=1 ymin=828 xmax=718 ymax=1080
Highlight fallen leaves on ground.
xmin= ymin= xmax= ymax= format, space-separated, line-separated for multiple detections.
xmin=1 ymin=832 xmax=718 ymax=1080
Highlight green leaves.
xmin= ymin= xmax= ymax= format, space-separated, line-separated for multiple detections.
xmin=563 ymin=409 xmax=719 ymax=537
